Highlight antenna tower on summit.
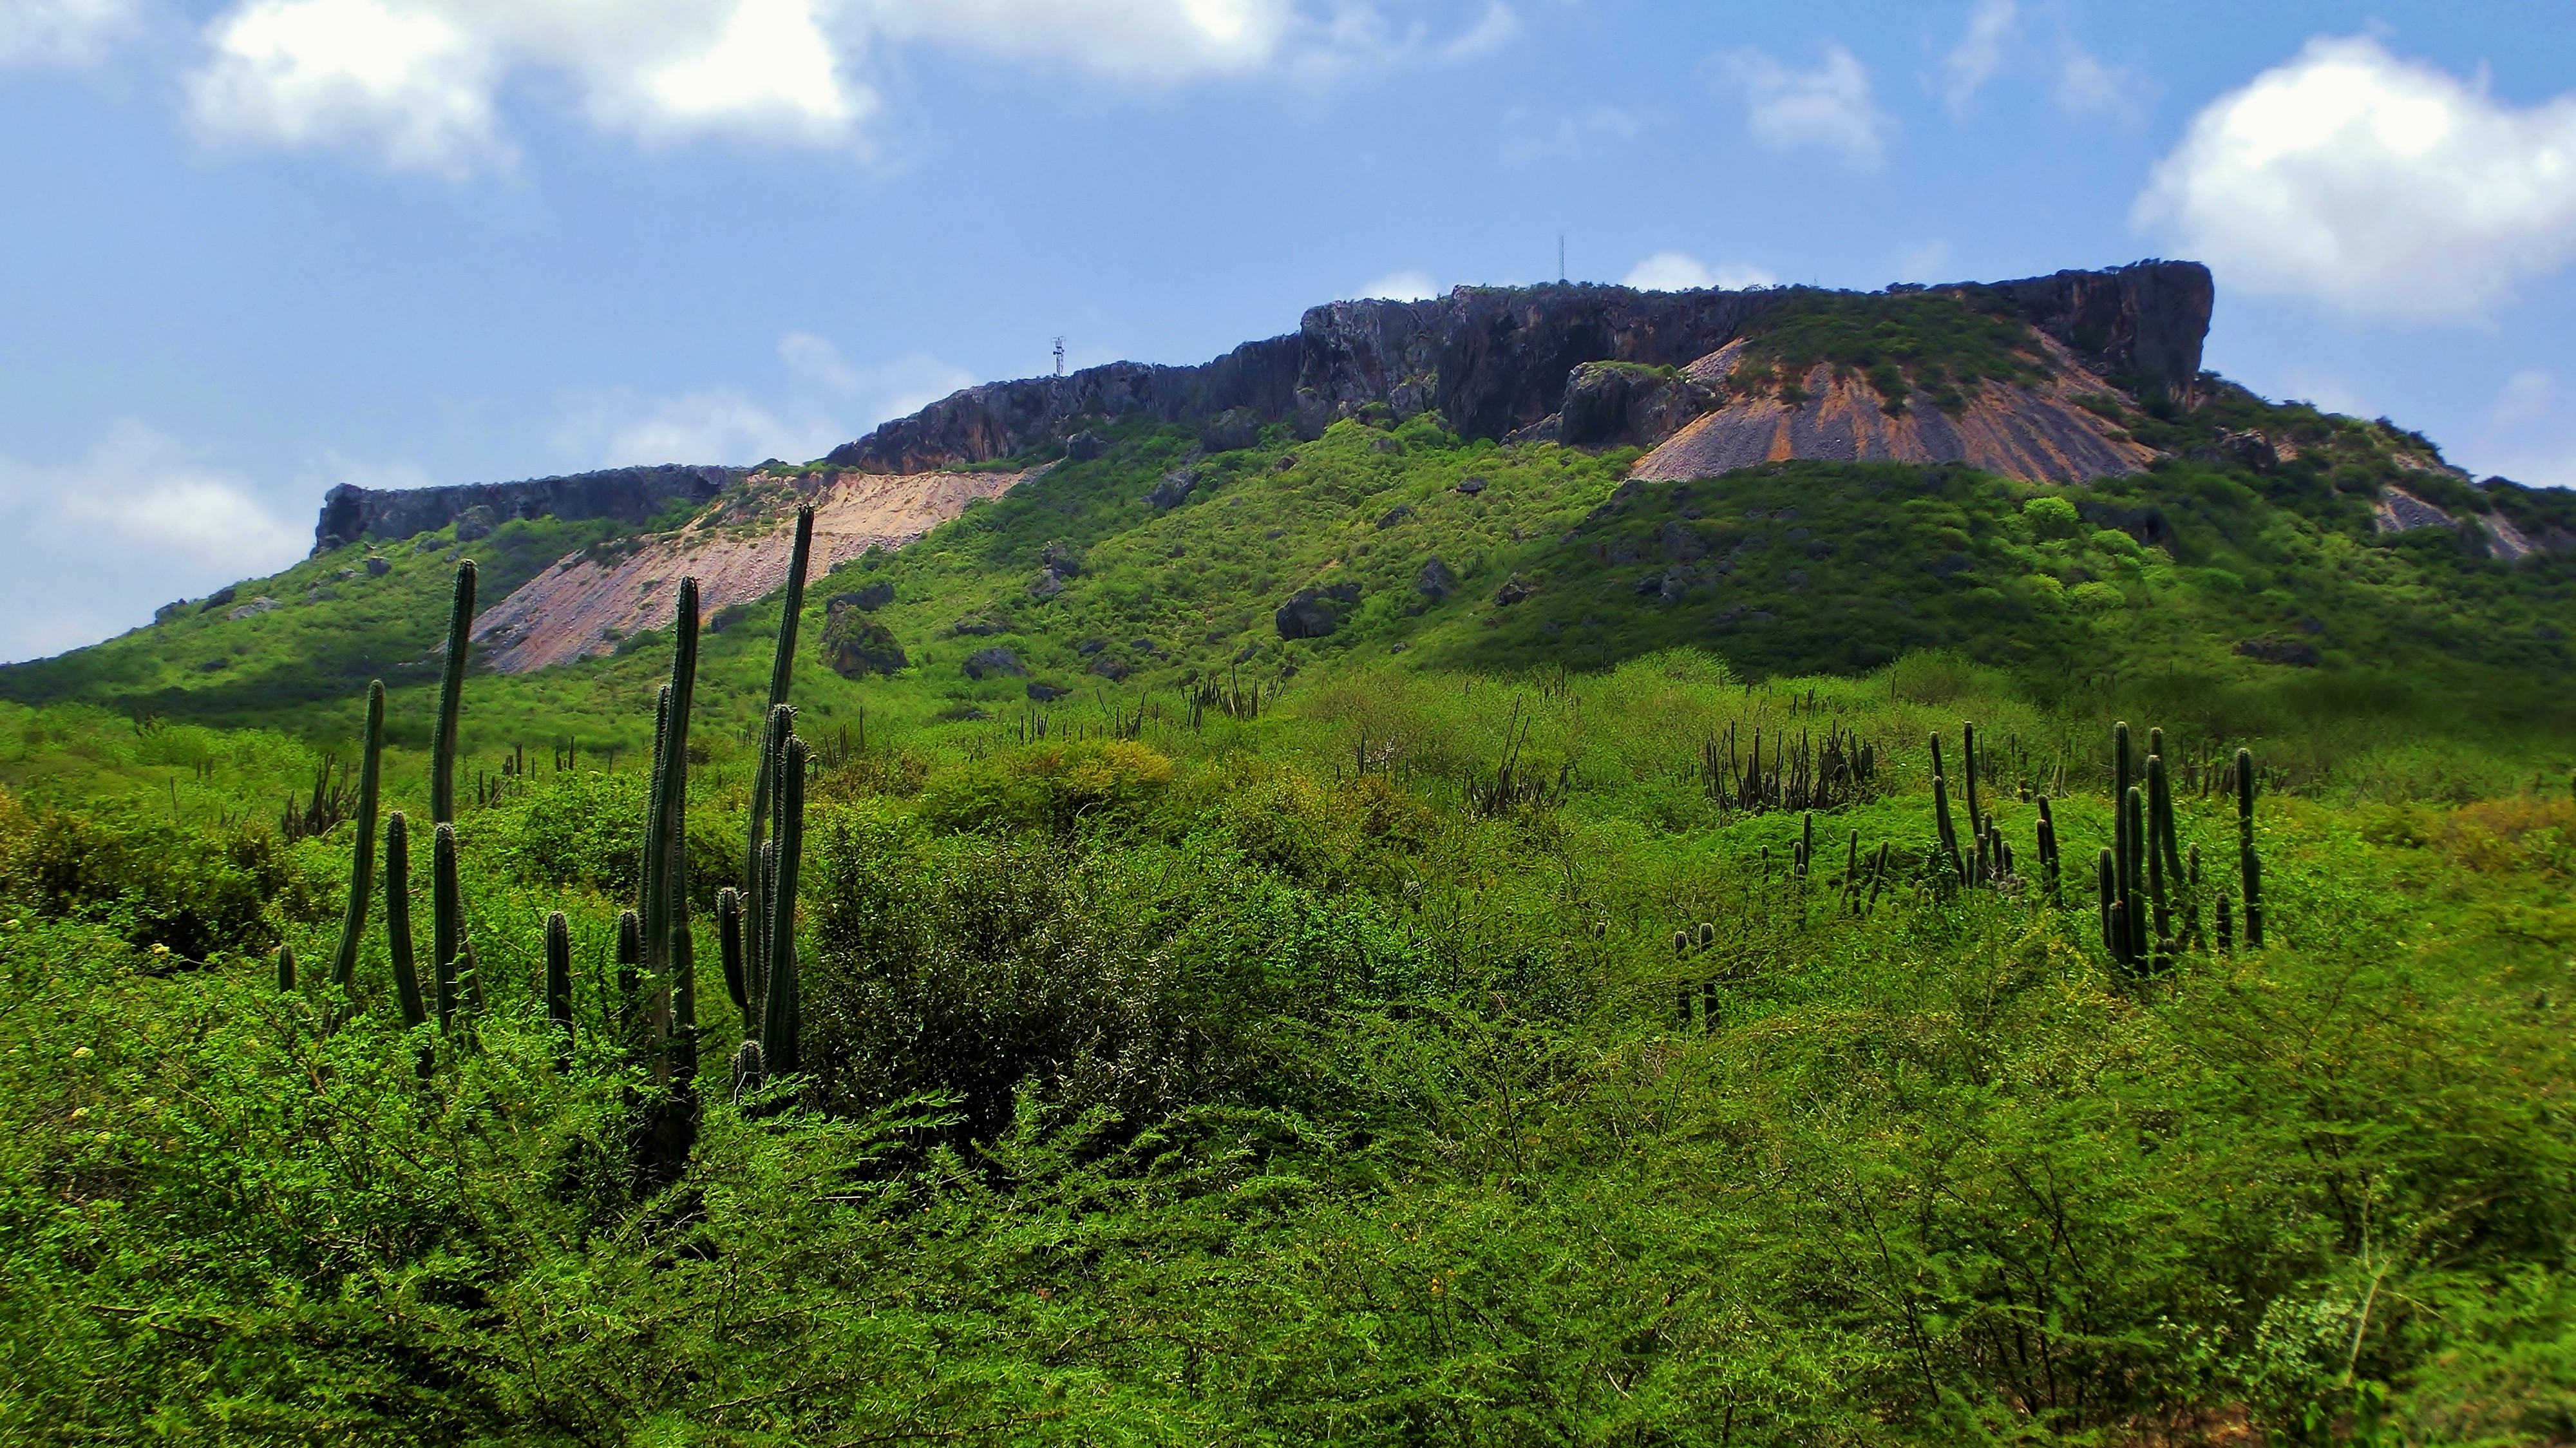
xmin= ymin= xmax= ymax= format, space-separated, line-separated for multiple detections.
xmin=1053 ymin=337 xmax=1066 ymax=377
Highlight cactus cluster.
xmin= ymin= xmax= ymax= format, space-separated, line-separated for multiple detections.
xmin=2096 ymin=722 xmax=2266 ymax=975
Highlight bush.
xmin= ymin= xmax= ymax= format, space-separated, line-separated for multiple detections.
xmin=914 ymin=738 xmax=1173 ymax=837
xmin=0 ymin=793 xmax=317 ymax=958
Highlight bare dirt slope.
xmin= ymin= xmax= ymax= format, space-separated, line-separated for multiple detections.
xmin=472 ymin=466 xmax=1039 ymax=673
xmin=1632 ymin=338 xmax=2155 ymax=486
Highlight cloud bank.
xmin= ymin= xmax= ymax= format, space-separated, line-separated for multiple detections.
xmin=169 ymin=0 xmax=1515 ymax=175
xmin=1709 ymin=41 xmax=1891 ymax=166
xmin=2136 ymin=35 xmax=2576 ymax=320
xmin=1622 ymin=252 xmax=1775 ymax=291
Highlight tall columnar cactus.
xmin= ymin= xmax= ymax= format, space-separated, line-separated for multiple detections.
xmin=330 ymin=680 xmax=385 ymax=991
xmin=2185 ymin=843 xmax=2205 ymax=952
xmin=639 ymin=578 xmax=702 ymax=1084
xmin=432 ymin=823 xmax=462 ymax=1028
xmin=2096 ymin=848 xmax=2117 ymax=957
xmin=760 ymin=733 xmax=809 ymax=1076
xmin=2036 ymin=796 xmax=2063 ymax=905
xmin=2236 ymin=747 xmax=2264 ymax=948
xmin=745 ymin=509 xmax=815 ymax=924
xmin=1841 ymin=830 xmax=1861 ymax=913
xmin=2123 ymin=785 xmax=2148 ymax=969
xmin=1865 ymin=841 xmax=1891 ymax=912
xmin=2114 ymin=721 xmax=2133 ymax=821
xmin=716 ymin=886 xmax=750 ymax=1036
xmin=544 ymin=910 xmax=573 ymax=1065
xmin=430 ymin=563 xmax=475 ymax=996
xmin=2145 ymin=755 xmax=2172 ymax=956
xmin=385 ymin=812 xmax=426 ymax=1029
xmin=1929 ymin=733 xmax=1964 ymax=886
xmin=2150 ymin=743 xmax=2183 ymax=888
xmin=1962 ymin=721 xmax=1986 ymax=868
xmin=429 ymin=561 xmax=477 ymax=823
xmin=274 ymin=941 xmax=296 ymax=992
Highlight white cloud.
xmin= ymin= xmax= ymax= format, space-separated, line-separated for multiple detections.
xmin=0 ymin=424 xmax=307 ymax=663
xmin=2135 ymin=35 xmax=2576 ymax=321
xmin=560 ymin=334 xmax=976 ymax=467
xmin=0 ymin=0 xmax=140 ymax=67
xmin=2468 ymin=369 xmax=2576 ymax=486
xmin=1357 ymin=270 xmax=1439 ymax=301
xmin=1436 ymin=1 xmax=1517 ymax=62
xmin=177 ymin=0 xmax=1495 ymax=173
xmin=1498 ymin=102 xmax=1648 ymax=164
xmin=1710 ymin=41 xmax=1890 ymax=165
xmin=1938 ymin=0 xmax=2016 ymax=118
xmin=1622 ymin=251 xmax=1776 ymax=291
xmin=1937 ymin=1 xmax=2142 ymax=123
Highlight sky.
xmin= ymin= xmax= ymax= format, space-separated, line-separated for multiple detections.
xmin=3 ymin=0 xmax=2575 ymax=662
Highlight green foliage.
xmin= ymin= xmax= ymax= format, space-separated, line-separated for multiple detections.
xmin=1730 ymin=286 xmax=2050 ymax=414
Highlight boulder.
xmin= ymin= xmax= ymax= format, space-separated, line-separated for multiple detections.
xmin=1039 ymin=540 xmax=1083 ymax=576
xmin=843 ymin=580 xmax=895 ymax=611
xmin=952 ymin=614 xmax=1005 ymax=636
xmin=1089 ymin=655 xmax=1130 ymax=681
xmin=963 ymin=647 xmax=1027 ymax=680
xmin=1414 ymin=557 xmax=1457 ymax=600
xmin=1200 ymin=406 xmax=1262 ymax=453
xmin=1064 ymin=430 xmax=1107 ymax=461
xmin=153 ymin=601 xmax=185 ymax=625
xmin=1146 ymin=469 xmax=1199 ymax=510
xmin=198 ymin=586 xmax=237 ymax=613
xmin=453 ymin=505 xmax=497 ymax=542
xmin=1376 ymin=504 xmax=1413 ymax=529
xmin=227 ymin=596 xmax=279 ymax=621
xmin=1455 ymin=476 xmax=1486 ymax=495
xmin=1027 ymin=681 xmax=1070 ymax=702
xmin=363 ymin=555 xmax=392 ymax=577
xmin=2234 ymin=636 xmax=2322 ymax=667
xmin=820 ymin=600 xmax=907 ymax=678
xmin=1559 ymin=361 xmax=1715 ymax=448
xmin=1028 ymin=571 xmax=1066 ymax=600
xmin=1275 ymin=582 xmax=1360 ymax=640
xmin=1493 ymin=578 xmax=1536 ymax=607
xmin=1657 ymin=520 xmax=1709 ymax=562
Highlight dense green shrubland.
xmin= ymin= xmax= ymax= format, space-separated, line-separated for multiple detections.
xmin=1 ymin=625 xmax=2571 ymax=1442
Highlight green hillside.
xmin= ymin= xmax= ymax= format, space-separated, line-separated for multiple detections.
xmin=3 ymin=368 xmax=2575 ymax=1442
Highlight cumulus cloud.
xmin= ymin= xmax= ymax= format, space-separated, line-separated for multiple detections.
xmin=560 ymin=333 xmax=975 ymax=468
xmin=1622 ymin=252 xmax=1776 ymax=291
xmin=0 ymin=424 xmax=307 ymax=663
xmin=2135 ymin=35 xmax=2576 ymax=320
xmin=1356 ymin=270 xmax=1439 ymax=301
xmin=174 ymin=0 xmax=1499 ymax=174
xmin=1937 ymin=0 xmax=2142 ymax=122
xmin=0 ymin=0 xmax=140 ymax=67
xmin=1710 ymin=41 xmax=1890 ymax=165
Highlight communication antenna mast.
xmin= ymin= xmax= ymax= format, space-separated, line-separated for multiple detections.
xmin=1558 ymin=234 xmax=1566 ymax=283
xmin=1053 ymin=337 xmax=1066 ymax=377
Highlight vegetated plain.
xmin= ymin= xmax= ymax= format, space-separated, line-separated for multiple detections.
xmin=1 ymin=374 xmax=2573 ymax=1442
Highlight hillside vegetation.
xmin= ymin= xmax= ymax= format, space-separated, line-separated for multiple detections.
xmin=1 ymin=338 xmax=2573 ymax=1442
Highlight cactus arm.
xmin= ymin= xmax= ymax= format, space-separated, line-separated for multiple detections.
xmin=385 ymin=812 xmax=426 ymax=1028
xmin=761 ymin=735 xmax=808 ymax=1075
xmin=432 ymin=823 xmax=461 ymax=1029
xmin=329 ymin=680 xmax=384 ymax=991
xmin=429 ymin=561 xmax=477 ymax=824
xmin=544 ymin=910 xmax=574 ymax=1065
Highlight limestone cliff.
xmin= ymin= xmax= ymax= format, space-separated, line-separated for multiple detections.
xmin=312 ymin=464 xmax=744 ymax=557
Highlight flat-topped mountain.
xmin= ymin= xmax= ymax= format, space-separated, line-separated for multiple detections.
xmin=5 ymin=260 xmax=2570 ymax=740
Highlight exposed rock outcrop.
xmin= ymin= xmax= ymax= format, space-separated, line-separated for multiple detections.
xmin=469 ymin=466 xmax=1036 ymax=674
xmin=820 ymin=262 xmax=2213 ymax=473
xmin=312 ymin=464 xmax=742 ymax=557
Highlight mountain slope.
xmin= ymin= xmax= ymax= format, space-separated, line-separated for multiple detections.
xmin=3 ymin=264 xmax=2571 ymax=756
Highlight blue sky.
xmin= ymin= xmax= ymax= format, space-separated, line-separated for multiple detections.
xmin=3 ymin=0 xmax=2575 ymax=660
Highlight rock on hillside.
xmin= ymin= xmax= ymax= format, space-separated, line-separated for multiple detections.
xmin=313 ymin=464 xmax=743 ymax=557
xmin=469 ymin=466 xmax=1038 ymax=673
xmin=824 ymin=261 xmax=2213 ymax=477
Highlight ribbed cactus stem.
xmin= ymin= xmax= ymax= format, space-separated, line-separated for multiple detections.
xmin=385 ymin=812 xmax=426 ymax=1028
xmin=717 ymin=886 xmax=749 ymax=1032
xmin=2114 ymin=721 xmax=2132 ymax=819
xmin=2036 ymin=796 xmax=2062 ymax=905
xmin=2237 ymin=747 xmax=2264 ymax=948
xmin=274 ymin=940 xmax=296 ymax=992
xmin=744 ymin=512 xmax=815 ymax=921
xmin=2145 ymin=756 xmax=2172 ymax=955
xmin=670 ymin=920 xmax=698 ymax=1084
xmin=1962 ymin=721 xmax=1985 ymax=851
xmin=1841 ymin=829 xmax=1861 ymax=912
xmin=759 ymin=734 xmax=808 ymax=1074
xmin=1929 ymin=732 xmax=1963 ymax=884
xmin=1865 ymin=841 xmax=1890 ymax=912
xmin=544 ymin=910 xmax=573 ymax=1065
xmin=329 ymin=680 xmax=384 ymax=991
xmin=641 ymin=576 xmax=702 ymax=1083
xmin=2097 ymin=848 xmax=2117 ymax=957
xmin=430 ymin=560 xmax=476 ymax=824
xmin=2123 ymin=785 xmax=2146 ymax=968
xmin=1697 ymin=922 xmax=1714 ymax=949
xmin=432 ymin=823 xmax=461 ymax=1029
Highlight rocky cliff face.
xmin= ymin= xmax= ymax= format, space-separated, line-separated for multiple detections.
xmin=312 ymin=464 xmax=743 ymax=557
xmin=824 ymin=260 xmax=2212 ymax=473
